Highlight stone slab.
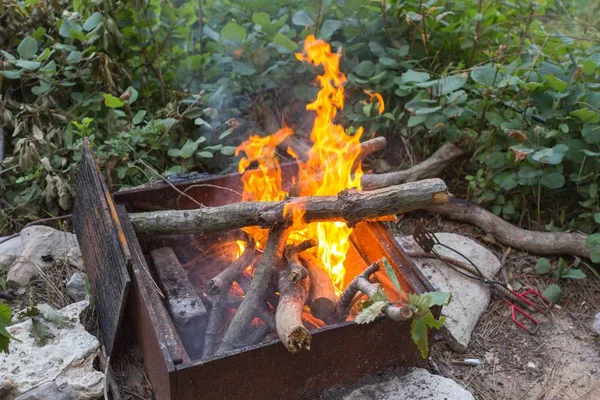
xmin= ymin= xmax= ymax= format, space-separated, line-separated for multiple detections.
xmin=396 ymin=232 xmax=501 ymax=352
xmin=343 ymin=368 xmax=475 ymax=400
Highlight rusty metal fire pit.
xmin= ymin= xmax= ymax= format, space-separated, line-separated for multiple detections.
xmin=73 ymin=143 xmax=439 ymax=400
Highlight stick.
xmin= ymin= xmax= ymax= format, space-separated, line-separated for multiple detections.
xmin=284 ymin=239 xmax=317 ymax=282
xmin=129 ymin=179 xmax=449 ymax=235
xmin=361 ymin=142 xmax=465 ymax=190
xmin=336 ymin=261 xmax=413 ymax=321
xmin=207 ymin=246 xmax=258 ymax=295
xmin=300 ymin=253 xmax=336 ymax=320
xmin=336 ymin=261 xmax=381 ymax=318
xmin=276 ymin=262 xmax=311 ymax=353
xmin=423 ymin=198 xmax=592 ymax=259
xmin=218 ymin=223 xmax=290 ymax=354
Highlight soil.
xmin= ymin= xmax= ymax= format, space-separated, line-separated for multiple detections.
xmin=395 ymin=212 xmax=600 ymax=400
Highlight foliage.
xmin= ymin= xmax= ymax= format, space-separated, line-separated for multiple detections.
xmin=355 ymin=258 xmax=450 ymax=358
xmin=536 ymin=256 xmax=587 ymax=303
xmin=0 ymin=301 xmax=15 ymax=353
xmin=1 ymin=0 xmax=599 ymax=247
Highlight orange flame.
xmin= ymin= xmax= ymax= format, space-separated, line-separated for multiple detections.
xmin=235 ymin=35 xmax=384 ymax=295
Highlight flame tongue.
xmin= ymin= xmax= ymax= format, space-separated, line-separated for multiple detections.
xmin=236 ymin=35 xmax=379 ymax=295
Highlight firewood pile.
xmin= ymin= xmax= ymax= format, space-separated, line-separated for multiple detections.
xmin=133 ymin=173 xmax=449 ymax=358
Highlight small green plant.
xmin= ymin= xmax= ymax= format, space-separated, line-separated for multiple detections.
xmin=536 ymin=257 xmax=587 ymax=304
xmin=355 ymin=258 xmax=451 ymax=358
xmin=0 ymin=301 xmax=15 ymax=353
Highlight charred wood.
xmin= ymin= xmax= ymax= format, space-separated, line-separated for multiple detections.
xmin=207 ymin=246 xmax=258 ymax=295
xmin=217 ymin=223 xmax=290 ymax=354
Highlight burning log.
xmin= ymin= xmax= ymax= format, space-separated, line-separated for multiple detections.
xmin=300 ymin=253 xmax=336 ymax=321
xmin=276 ymin=259 xmax=311 ymax=353
xmin=207 ymin=246 xmax=258 ymax=295
xmin=129 ymin=178 xmax=449 ymax=235
xmin=284 ymin=239 xmax=317 ymax=283
xmin=218 ymin=223 xmax=290 ymax=354
xmin=336 ymin=261 xmax=413 ymax=322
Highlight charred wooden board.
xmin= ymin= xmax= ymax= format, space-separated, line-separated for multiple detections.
xmin=72 ymin=139 xmax=131 ymax=357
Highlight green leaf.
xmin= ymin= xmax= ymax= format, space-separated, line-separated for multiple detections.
xmin=354 ymin=61 xmax=375 ymax=77
xmin=0 ymin=302 xmax=15 ymax=354
xmin=532 ymin=147 xmax=566 ymax=165
xmin=585 ymin=233 xmax=600 ymax=263
xmin=582 ymin=124 xmax=600 ymax=144
xmin=37 ymin=304 xmax=73 ymax=329
xmin=414 ymin=106 xmax=442 ymax=115
xmin=417 ymin=74 xmax=467 ymax=96
xmin=570 ymin=108 xmax=600 ymax=124
xmin=379 ymin=57 xmax=398 ymax=68
xmin=252 ymin=12 xmax=270 ymax=27
xmin=221 ymin=21 xmax=246 ymax=43
xmin=406 ymin=11 xmax=423 ymax=22
xmin=0 ymin=70 xmax=22 ymax=79
xmin=535 ymin=258 xmax=551 ymax=275
xmin=382 ymin=258 xmax=402 ymax=294
xmin=39 ymin=60 xmax=56 ymax=73
xmin=59 ymin=18 xmax=83 ymax=40
xmin=493 ymin=172 xmax=518 ymax=191
xmin=411 ymin=312 xmax=445 ymax=358
xmin=355 ymin=301 xmax=388 ymax=324
xmin=541 ymin=172 xmax=565 ymax=189
xmin=555 ymin=257 xmax=567 ymax=280
xmin=319 ymin=19 xmax=342 ymax=40
xmin=66 ymin=51 xmax=82 ymax=64
xmin=219 ymin=128 xmax=234 ymax=140
xmin=595 ymin=213 xmax=600 ymax=223
xmin=471 ymin=66 xmax=496 ymax=86
xmin=425 ymin=292 xmax=452 ymax=306
xmin=132 ymin=110 xmax=146 ymax=125
xmin=273 ymin=33 xmax=297 ymax=53
xmin=83 ymin=12 xmax=103 ymax=32
xmin=168 ymin=137 xmax=207 ymax=159
xmin=126 ymin=86 xmax=138 ymax=105
xmin=292 ymin=11 xmax=314 ymax=26
xmin=543 ymin=284 xmax=562 ymax=304
xmin=17 ymin=36 xmax=38 ymax=60
xmin=30 ymin=317 xmax=53 ymax=346
xmin=402 ymin=69 xmax=430 ymax=83
xmin=561 ymin=269 xmax=586 ymax=280
xmin=102 ymin=93 xmax=124 ymax=108
xmin=544 ymin=74 xmax=568 ymax=92
xmin=370 ymin=288 xmax=389 ymax=303
xmin=408 ymin=114 xmax=427 ymax=127
xmin=220 ymin=146 xmax=236 ymax=156
xmin=232 ymin=61 xmax=257 ymax=75
xmin=194 ymin=118 xmax=212 ymax=129
xmin=15 ymin=60 xmax=41 ymax=70
xmin=197 ymin=151 xmax=214 ymax=158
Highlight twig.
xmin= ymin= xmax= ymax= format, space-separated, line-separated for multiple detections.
xmin=469 ymin=0 xmax=484 ymax=66
xmin=138 ymin=159 xmax=204 ymax=209
xmin=336 ymin=261 xmax=381 ymax=318
xmin=176 ymin=184 xmax=242 ymax=209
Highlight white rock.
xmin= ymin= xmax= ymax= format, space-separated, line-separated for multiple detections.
xmin=67 ymin=272 xmax=88 ymax=302
xmin=594 ymin=312 xmax=600 ymax=335
xmin=343 ymin=368 xmax=475 ymax=400
xmin=0 ymin=236 xmax=22 ymax=270
xmin=6 ymin=226 xmax=83 ymax=288
xmin=396 ymin=233 xmax=502 ymax=352
xmin=0 ymin=301 xmax=104 ymax=400
xmin=14 ymin=382 xmax=68 ymax=400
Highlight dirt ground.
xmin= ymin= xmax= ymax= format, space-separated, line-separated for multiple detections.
xmin=395 ymin=213 xmax=600 ymax=400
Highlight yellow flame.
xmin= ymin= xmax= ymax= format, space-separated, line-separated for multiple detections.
xmin=235 ymin=35 xmax=384 ymax=295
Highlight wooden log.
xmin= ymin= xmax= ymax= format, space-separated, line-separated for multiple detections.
xmin=300 ymin=253 xmax=336 ymax=321
xmin=217 ymin=223 xmax=290 ymax=354
xmin=361 ymin=142 xmax=465 ymax=190
xmin=207 ymin=246 xmax=258 ymax=295
xmin=423 ymin=198 xmax=592 ymax=260
xmin=284 ymin=239 xmax=316 ymax=283
xmin=336 ymin=261 xmax=413 ymax=321
xmin=276 ymin=262 xmax=311 ymax=353
xmin=129 ymin=179 xmax=449 ymax=235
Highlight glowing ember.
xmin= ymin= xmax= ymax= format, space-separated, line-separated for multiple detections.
xmin=235 ymin=35 xmax=384 ymax=295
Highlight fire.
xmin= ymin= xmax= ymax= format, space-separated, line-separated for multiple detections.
xmin=235 ymin=35 xmax=383 ymax=295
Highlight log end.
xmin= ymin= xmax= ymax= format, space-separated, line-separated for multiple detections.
xmin=285 ymin=326 xmax=312 ymax=353
xmin=310 ymin=298 xmax=336 ymax=321
xmin=386 ymin=304 xmax=413 ymax=321
xmin=432 ymin=191 xmax=451 ymax=204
